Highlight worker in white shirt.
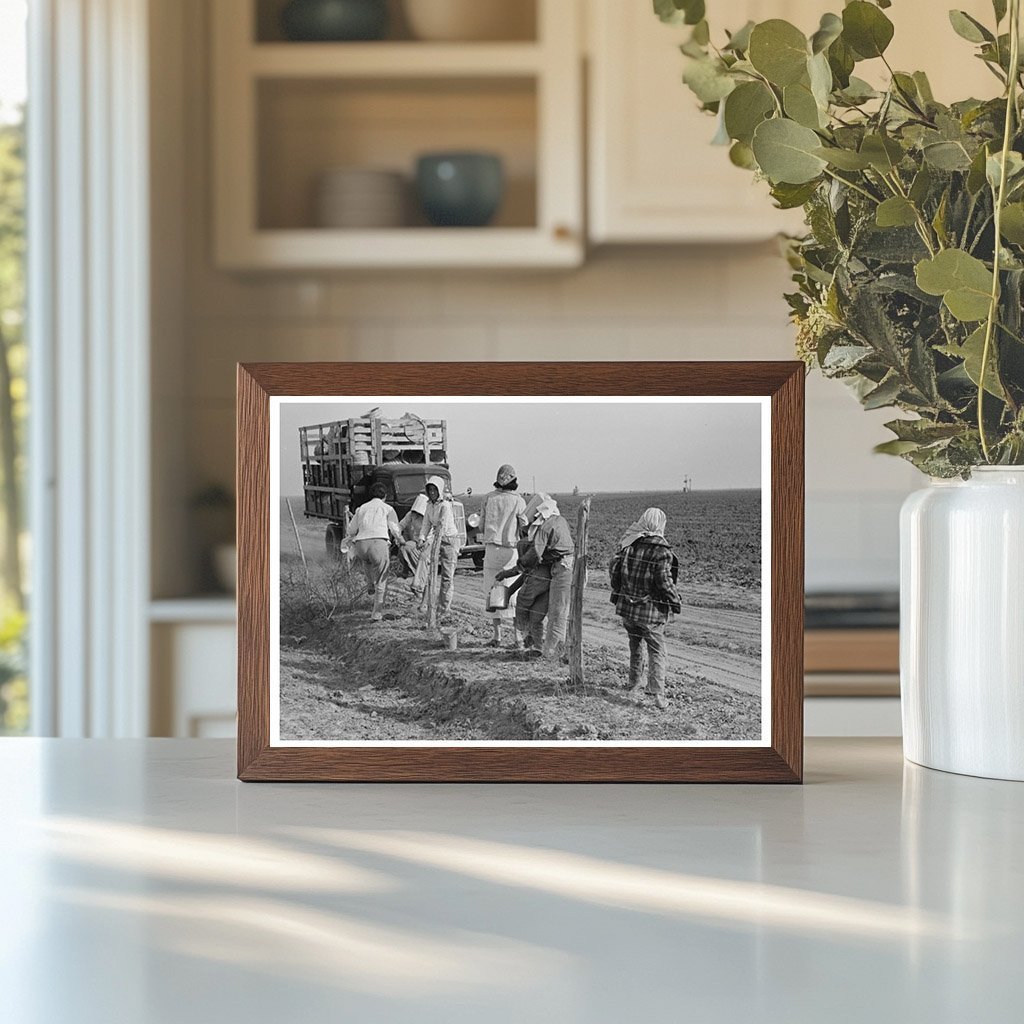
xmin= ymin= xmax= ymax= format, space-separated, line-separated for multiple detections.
xmin=417 ymin=474 xmax=460 ymax=615
xmin=348 ymin=481 xmax=403 ymax=621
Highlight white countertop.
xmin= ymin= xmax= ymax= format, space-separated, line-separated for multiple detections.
xmin=1 ymin=738 xmax=1020 ymax=1023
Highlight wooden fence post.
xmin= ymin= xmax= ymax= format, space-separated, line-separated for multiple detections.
xmin=424 ymin=528 xmax=443 ymax=635
xmin=567 ymin=497 xmax=591 ymax=689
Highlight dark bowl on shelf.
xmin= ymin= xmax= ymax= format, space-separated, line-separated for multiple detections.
xmin=280 ymin=0 xmax=388 ymax=42
xmin=415 ymin=152 xmax=505 ymax=228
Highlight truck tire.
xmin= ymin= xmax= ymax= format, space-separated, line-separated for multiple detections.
xmin=325 ymin=524 xmax=344 ymax=561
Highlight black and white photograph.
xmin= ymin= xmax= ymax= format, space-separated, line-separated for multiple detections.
xmin=270 ymin=396 xmax=770 ymax=746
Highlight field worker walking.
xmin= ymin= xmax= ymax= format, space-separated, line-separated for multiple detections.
xmin=608 ymin=507 xmax=682 ymax=710
xmin=418 ymin=475 xmax=460 ymax=616
xmin=480 ymin=464 xmax=528 ymax=647
xmin=398 ymin=492 xmax=429 ymax=590
xmin=348 ymin=481 xmax=403 ymax=621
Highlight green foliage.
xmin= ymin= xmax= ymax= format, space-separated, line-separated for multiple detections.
xmin=752 ymin=118 xmax=827 ymax=183
xmin=0 ymin=600 xmax=26 ymax=734
xmin=660 ymin=0 xmax=1024 ymax=476
xmin=0 ymin=111 xmax=28 ymax=731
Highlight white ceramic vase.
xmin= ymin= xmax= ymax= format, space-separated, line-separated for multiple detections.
xmin=900 ymin=467 xmax=1024 ymax=780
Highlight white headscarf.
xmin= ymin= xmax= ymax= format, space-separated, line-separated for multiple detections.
xmin=523 ymin=493 xmax=559 ymax=538
xmin=534 ymin=497 xmax=559 ymax=520
xmin=618 ymin=507 xmax=667 ymax=551
xmin=425 ymin=475 xmax=448 ymax=501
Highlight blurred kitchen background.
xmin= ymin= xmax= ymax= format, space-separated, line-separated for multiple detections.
xmin=1 ymin=0 xmax=997 ymax=740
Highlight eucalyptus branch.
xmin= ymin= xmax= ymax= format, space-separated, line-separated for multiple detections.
xmin=978 ymin=0 xmax=1021 ymax=462
xmin=666 ymin=1 xmax=1024 ymax=474
xmin=822 ymin=168 xmax=881 ymax=205
xmin=749 ymin=68 xmax=784 ymax=117
xmin=884 ymin=170 xmax=939 ymax=254
xmin=961 ymin=191 xmax=980 ymax=249
xmin=969 ymin=213 xmax=995 ymax=253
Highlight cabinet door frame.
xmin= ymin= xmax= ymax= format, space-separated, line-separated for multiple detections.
xmin=587 ymin=0 xmax=802 ymax=244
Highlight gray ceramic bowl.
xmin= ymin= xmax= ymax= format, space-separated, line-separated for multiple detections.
xmin=415 ymin=152 xmax=505 ymax=228
xmin=280 ymin=0 xmax=388 ymax=42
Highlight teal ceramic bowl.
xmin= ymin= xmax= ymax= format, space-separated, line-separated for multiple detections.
xmin=281 ymin=0 xmax=388 ymax=42
xmin=415 ymin=152 xmax=505 ymax=228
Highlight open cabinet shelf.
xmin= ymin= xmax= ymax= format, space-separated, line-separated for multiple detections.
xmin=249 ymin=42 xmax=546 ymax=77
xmin=212 ymin=0 xmax=582 ymax=269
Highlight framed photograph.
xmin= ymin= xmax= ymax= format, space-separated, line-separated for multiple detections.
xmin=237 ymin=362 xmax=804 ymax=782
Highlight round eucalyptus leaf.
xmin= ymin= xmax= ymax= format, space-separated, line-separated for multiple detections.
xmin=807 ymin=52 xmax=834 ymax=108
xmin=723 ymin=81 xmax=775 ymax=144
xmin=860 ymin=133 xmax=904 ymax=173
xmin=783 ymin=81 xmax=824 ymax=129
xmin=724 ymin=20 xmax=755 ymax=53
xmin=875 ymin=197 xmax=918 ymax=228
xmin=948 ymin=10 xmax=994 ymax=44
xmin=654 ymin=0 xmax=705 ymax=26
xmin=838 ymin=76 xmax=879 ymax=104
xmin=944 ymin=326 xmax=1006 ymax=398
xmin=729 ymin=141 xmax=758 ymax=170
xmin=923 ymin=141 xmax=973 ymax=171
xmin=682 ymin=57 xmax=736 ymax=104
xmin=915 ymin=249 xmax=994 ymax=322
xmin=810 ymin=12 xmax=843 ymax=55
xmin=771 ymin=180 xmax=820 ymax=209
xmin=827 ymin=35 xmax=856 ymax=88
xmin=842 ymin=1 xmax=894 ymax=59
xmin=748 ymin=20 xmax=809 ymax=86
xmin=752 ymin=118 xmax=827 ymax=184
xmin=999 ymin=203 xmax=1024 ymax=245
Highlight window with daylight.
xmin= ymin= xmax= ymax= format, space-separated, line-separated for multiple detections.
xmin=0 ymin=0 xmax=28 ymax=734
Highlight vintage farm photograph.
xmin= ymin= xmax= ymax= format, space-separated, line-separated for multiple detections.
xmin=270 ymin=397 xmax=770 ymax=746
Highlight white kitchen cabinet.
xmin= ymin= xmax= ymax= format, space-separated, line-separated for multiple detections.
xmin=587 ymin=0 xmax=812 ymax=243
xmin=150 ymin=600 xmax=237 ymax=738
xmin=211 ymin=0 xmax=584 ymax=269
xmin=586 ymin=0 xmax=998 ymax=244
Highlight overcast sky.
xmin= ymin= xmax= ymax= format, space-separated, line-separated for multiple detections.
xmin=277 ymin=399 xmax=763 ymax=496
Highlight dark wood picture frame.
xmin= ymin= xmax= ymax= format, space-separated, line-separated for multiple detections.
xmin=237 ymin=362 xmax=804 ymax=782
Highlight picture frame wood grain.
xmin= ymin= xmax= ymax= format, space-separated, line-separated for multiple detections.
xmin=237 ymin=361 xmax=804 ymax=783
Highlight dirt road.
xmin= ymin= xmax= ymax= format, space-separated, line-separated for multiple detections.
xmin=449 ymin=568 xmax=762 ymax=699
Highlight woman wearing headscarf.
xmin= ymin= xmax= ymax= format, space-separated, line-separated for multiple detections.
xmin=608 ymin=507 xmax=682 ymax=710
xmin=417 ymin=475 xmax=460 ymax=615
xmin=530 ymin=497 xmax=574 ymax=659
xmin=497 ymin=493 xmax=572 ymax=655
xmin=480 ymin=464 xmax=528 ymax=646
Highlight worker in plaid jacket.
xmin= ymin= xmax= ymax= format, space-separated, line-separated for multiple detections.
xmin=608 ymin=508 xmax=682 ymax=711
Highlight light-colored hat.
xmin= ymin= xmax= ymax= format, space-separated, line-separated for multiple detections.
xmin=534 ymin=497 xmax=559 ymax=521
xmin=495 ymin=464 xmax=517 ymax=487
xmin=426 ymin=475 xmax=448 ymax=499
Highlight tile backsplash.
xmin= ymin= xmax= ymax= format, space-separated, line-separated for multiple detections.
xmin=180 ymin=247 xmax=916 ymax=594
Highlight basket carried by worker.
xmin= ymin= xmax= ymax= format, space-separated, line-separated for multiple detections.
xmin=486 ymin=583 xmax=511 ymax=612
